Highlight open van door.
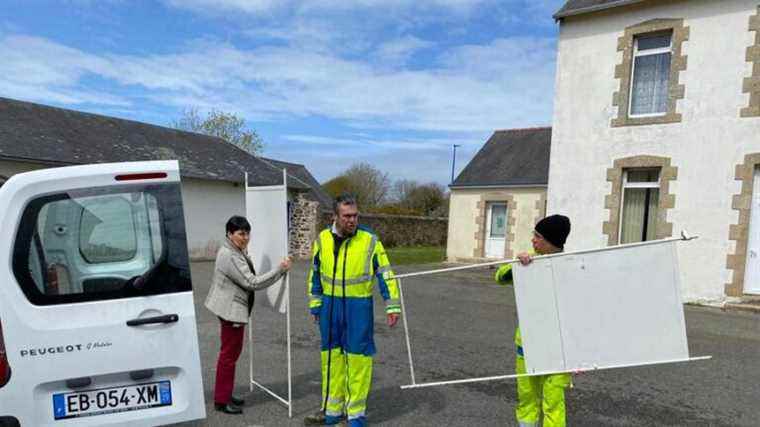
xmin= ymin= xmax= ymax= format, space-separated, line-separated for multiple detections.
xmin=0 ymin=161 xmax=205 ymax=426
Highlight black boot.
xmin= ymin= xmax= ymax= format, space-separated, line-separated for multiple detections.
xmin=215 ymin=403 xmax=243 ymax=414
xmin=230 ymin=395 xmax=245 ymax=406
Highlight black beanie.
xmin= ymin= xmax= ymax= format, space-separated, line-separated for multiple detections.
xmin=534 ymin=215 xmax=571 ymax=249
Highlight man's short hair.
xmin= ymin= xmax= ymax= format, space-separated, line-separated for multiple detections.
xmin=333 ymin=193 xmax=357 ymax=214
xmin=226 ymin=215 xmax=251 ymax=235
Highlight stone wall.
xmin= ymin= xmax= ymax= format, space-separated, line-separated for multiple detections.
xmin=320 ymin=212 xmax=448 ymax=247
xmin=290 ymin=193 xmax=320 ymax=259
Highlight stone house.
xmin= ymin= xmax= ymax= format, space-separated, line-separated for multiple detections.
xmin=447 ymin=127 xmax=550 ymax=262
xmin=549 ymin=0 xmax=760 ymax=302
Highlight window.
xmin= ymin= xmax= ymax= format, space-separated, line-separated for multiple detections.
xmin=79 ymin=196 xmax=138 ymax=263
xmin=630 ymin=32 xmax=672 ymax=117
xmin=611 ymin=19 xmax=688 ymax=127
xmin=13 ymin=183 xmax=192 ymax=305
xmin=620 ymin=169 xmax=660 ymax=243
xmin=489 ymin=203 xmax=507 ymax=238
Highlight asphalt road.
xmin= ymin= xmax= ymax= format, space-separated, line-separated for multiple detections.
xmin=173 ymin=260 xmax=760 ymax=426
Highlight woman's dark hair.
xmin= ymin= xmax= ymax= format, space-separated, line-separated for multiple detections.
xmin=226 ymin=215 xmax=251 ymax=235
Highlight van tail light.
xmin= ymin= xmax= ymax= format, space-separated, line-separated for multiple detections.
xmin=45 ymin=264 xmax=60 ymax=295
xmin=0 ymin=318 xmax=10 ymax=387
xmin=115 ymin=172 xmax=167 ymax=181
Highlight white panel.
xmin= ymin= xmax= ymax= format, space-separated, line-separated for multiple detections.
xmin=245 ymin=185 xmax=288 ymax=313
xmin=514 ymin=240 xmax=689 ymax=373
xmin=555 ymin=242 xmax=688 ymax=369
xmin=513 ymin=262 xmax=565 ymax=373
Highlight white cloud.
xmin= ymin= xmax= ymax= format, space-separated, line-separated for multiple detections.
xmin=163 ymin=0 xmax=289 ymax=14
xmin=374 ymin=36 xmax=434 ymax=65
xmin=282 ymin=134 xmax=468 ymax=151
xmin=0 ymin=31 xmax=555 ymax=132
xmin=165 ymin=0 xmax=491 ymax=15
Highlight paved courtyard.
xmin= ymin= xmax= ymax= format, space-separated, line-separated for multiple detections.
xmin=174 ymin=260 xmax=760 ymax=426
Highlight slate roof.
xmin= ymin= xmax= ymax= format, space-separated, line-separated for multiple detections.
xmin=554 ymin=0 xmax=646 ymax=19
xmin=451 ymin=127 xmax=551 ymax=188
xmin=261 ymin=157 xmax=333 ymax=212
xmin=0 ymin=97 xmax=313 ymax=191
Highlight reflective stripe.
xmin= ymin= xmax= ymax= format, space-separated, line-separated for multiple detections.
xmin=376 ymin=265 xmax=395 ymax=281
xmin=309 ymin=296 xmax=323 ymax=308
xmin=348 ymin=410 xmax=366 ymax=419
xmin=321 ymin=273 xmax=373 ymax=286
xmin=323 ymin=284 xmax=373 ymax=298
xmin=385 ymin=298 xmax=400 ymax=306
xmin=518 ymin=422 xmax=538 ymax=427
xmin=385 ymin=306 xmax=401 ymax=314
xmin=365 ymin=234 xmax=378 ymax=277
xmin=326 ymin=409 xmax=344 ymax=417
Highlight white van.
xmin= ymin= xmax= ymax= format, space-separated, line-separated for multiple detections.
xmin=0 ymin=161 xmax=205 ymax=426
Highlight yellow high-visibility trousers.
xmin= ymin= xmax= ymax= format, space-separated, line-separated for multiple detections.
xmin=321 ymin=348 xmax=372 ymax=424
xmin=515 ymin=355 xmax=571 ymax=427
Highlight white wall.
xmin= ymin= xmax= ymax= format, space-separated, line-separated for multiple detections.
xmin=549 ymin=0 xmax=760 ymax=302
xmin=180 ymin=177 xmax=245 ymax=260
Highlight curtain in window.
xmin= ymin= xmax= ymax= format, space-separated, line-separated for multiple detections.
xmin=621 ymin=188 xmax=646 ymax=244
xmin=631 ymin=53 xmax=671 ymax=115
xmin=621 ymin=188 xmax=660 ymax=243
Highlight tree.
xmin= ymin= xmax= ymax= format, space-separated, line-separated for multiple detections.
xmin=343 ymin=163 xmax=390 ymax=208
xmin=392 ymin=179 xmax=418 ymax=204
xmin=173 ymin=108 xmax=263 ymax=155
xmin=404 ymin=183 xmax=447 ymax=216
xmin=321 ymin=163 xmax=390 ymax=208
xmin=323 ymin=175 xmax=353 ymax=199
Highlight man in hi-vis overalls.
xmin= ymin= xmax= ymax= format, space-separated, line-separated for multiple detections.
xmin=305 ymin=193 xmax=401 ymax=427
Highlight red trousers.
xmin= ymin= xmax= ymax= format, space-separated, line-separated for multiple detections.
xmin=214 ymin=318 xmax=245 ymax=405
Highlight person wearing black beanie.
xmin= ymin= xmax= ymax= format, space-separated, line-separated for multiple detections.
xmin=533 ymin=214 xmax=571 ymax=251
xmin=494 ymin=213 xmax=572 ymax=427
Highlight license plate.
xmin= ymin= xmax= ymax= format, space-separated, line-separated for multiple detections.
xmin=52 ymin=380 xmax=172 ymax=420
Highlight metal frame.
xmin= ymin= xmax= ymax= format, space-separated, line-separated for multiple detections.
xmin=396 ymin=232 xmax=711 ymax=390
xmin=246 ymin=170 xmax=293 ymax=418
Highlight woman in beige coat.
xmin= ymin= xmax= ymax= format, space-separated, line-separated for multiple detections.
xmin=205 ymin=215 xmax=291 ymax=415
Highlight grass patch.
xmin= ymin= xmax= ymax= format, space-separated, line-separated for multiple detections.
xmin=386 ymin=246 xmax=445 ymax=265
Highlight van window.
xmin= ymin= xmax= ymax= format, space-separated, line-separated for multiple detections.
xmin=12 ymin=183 xmax=192 ymax=306
xmin=79 ymin=196 xmax=137 ymax=264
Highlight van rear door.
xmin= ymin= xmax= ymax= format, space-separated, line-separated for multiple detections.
xmin=0 ymin=161 xmax=205 ymax=426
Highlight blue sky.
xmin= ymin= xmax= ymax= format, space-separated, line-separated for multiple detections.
xmin=0 ymin=0 xmax=564 ymax=185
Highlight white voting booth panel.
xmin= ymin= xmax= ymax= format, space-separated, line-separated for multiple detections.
xmin=245 ymin=171 xmax=292 ymax=417
xmin=513 ymin=241 xmax=688 ymax=374
xmin=398 ymin=235 xmax=709 ymax=390
xmin=246 ymin=182 xmax=289 ymax=314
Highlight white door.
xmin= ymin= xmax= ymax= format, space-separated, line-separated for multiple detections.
xmin=0 ymin=161 xmax=205 ymax=426
xmin=484 ymin=203 xmax=507 ymax=258
xmin=745 ymin=168 xmax=760 ymax=294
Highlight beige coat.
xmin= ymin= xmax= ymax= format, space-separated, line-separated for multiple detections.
xmin=204 ymin=238 xmax=286 ymax=324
